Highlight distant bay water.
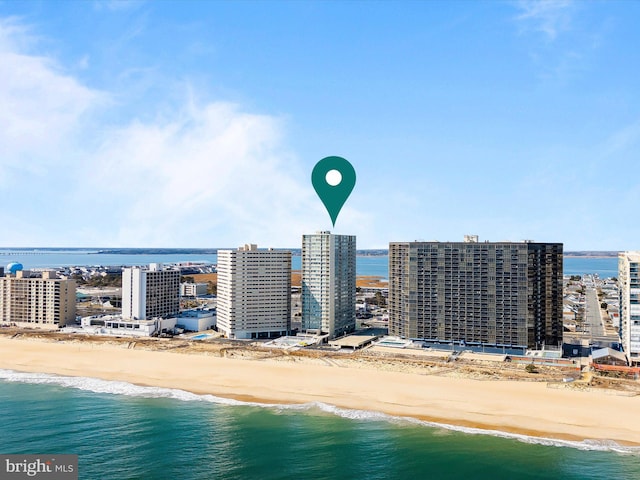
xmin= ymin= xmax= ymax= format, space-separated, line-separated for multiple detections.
xmin=0 ymin=250 xmax=619 ymax=279
xmin=563 ymin=257 xmax=619 ymax=278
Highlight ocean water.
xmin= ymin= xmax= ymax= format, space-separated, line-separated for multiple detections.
xmin=0 ymin=370 xmax=639 ymax=480
xmin=0 ymin=250 xmax=620 ymax=279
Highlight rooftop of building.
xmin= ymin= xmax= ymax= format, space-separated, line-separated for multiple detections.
xmin=124 ymin=263 xmax=180 ymax=272
xmin=1 ymin=269 xmax=65 ymax=280
xmin=328 ymin=328 xmax=385 ymax=349
xmin=390 ymin=235 xmax=562 ymax=246
xmin=619 ymin=251 xmax=640 ymax=260
xmin=177 ymin=308 xmax=216 ymax=318
xmin=218 ymin=244 xmax=290 ymax=253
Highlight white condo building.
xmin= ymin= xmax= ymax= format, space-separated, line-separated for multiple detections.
xmin=217 ymin=244 xmax=291 ymax=339
xmin=122 ymin=263 xmax=180 ymax=320
xmin=301 ymin=231 xmax=356 ymax=339
xmin=619 ymin=251 xmax=640 ymax=365
xmin=180 ymin=282 xmax=208 ymax=298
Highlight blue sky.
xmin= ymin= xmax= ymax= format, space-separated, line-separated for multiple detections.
xmin=0 ymin=0 xmax=638 ymax=250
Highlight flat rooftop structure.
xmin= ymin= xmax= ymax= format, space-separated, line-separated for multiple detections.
xmin=263 ymin=334 xmax=324 ymax=350
xmin=418 ymin=340 xmax=528 ymax=356
xmin=329 ymin=332 xmax=382 ymax=350
xmin=508 ymin=355 xmax=578 ymax=368
xmin=374 ymin=336 xmax=413 ymax=348
xmin=526 ymin=349 xmax=563 ymax=359
xmin=458 ymin=352 xmax=508 ymax=363
xmin=367 ymin=345 xmax=452 ymax=359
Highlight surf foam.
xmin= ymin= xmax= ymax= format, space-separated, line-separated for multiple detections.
xmin=1 ymin=369 xmax=637 ymax=454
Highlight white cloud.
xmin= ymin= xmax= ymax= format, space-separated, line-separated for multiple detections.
xmin=0 ymin=18 xmax=105 ymax=185
xmin=78 ymin=100 xmax=325 ymax=247
xmin=0 ymin=16 xmax=369 ymax=248
xmin=514 ymin=0 xmax=574 ymax=41
xmin=512 ymin=1 xmax=599 ymax=85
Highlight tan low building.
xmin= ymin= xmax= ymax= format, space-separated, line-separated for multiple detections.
xmin=0 ymin=270 xmax=76 ymax=327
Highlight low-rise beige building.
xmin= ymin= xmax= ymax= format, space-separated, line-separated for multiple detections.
xmin=0 ymin=270 xmax=76 ymax=326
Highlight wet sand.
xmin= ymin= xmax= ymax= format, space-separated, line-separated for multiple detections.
xmin=0 ymin=336 xmax=638 ymax=445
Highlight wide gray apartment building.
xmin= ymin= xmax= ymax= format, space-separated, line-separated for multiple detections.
xmin=388 ymin=236 xmax=563 ymax=349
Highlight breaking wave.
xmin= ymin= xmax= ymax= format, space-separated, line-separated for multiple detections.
xmin=1 ymin=368 xmax=638 ymax=455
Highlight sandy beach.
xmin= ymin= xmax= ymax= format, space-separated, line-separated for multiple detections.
xmin=1 ymin=335 xmax=639 ymax=446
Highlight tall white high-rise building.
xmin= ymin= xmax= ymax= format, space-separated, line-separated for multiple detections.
xmin=121 ymin=263 xmax=180 ymax=320
xmin=619 ymin=251 xmax=640 ymax=365
xmin=301 ymin=231 xmax=356 ymax=339
xmin=217 ymin=244 xmax=291 ymax=339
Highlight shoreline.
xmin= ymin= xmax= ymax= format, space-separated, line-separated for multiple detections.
xmin=2 ymin=368 xmax=625 ymax=452
xmin=1 ymin=336 xmax=639 ymax=447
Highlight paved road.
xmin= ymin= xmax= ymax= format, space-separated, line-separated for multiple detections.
xmin=584 ymin=287 xmax=605 ymax=337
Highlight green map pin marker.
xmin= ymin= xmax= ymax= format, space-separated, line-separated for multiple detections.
xmin=311 ymin=156 xmax=356 ymax=227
